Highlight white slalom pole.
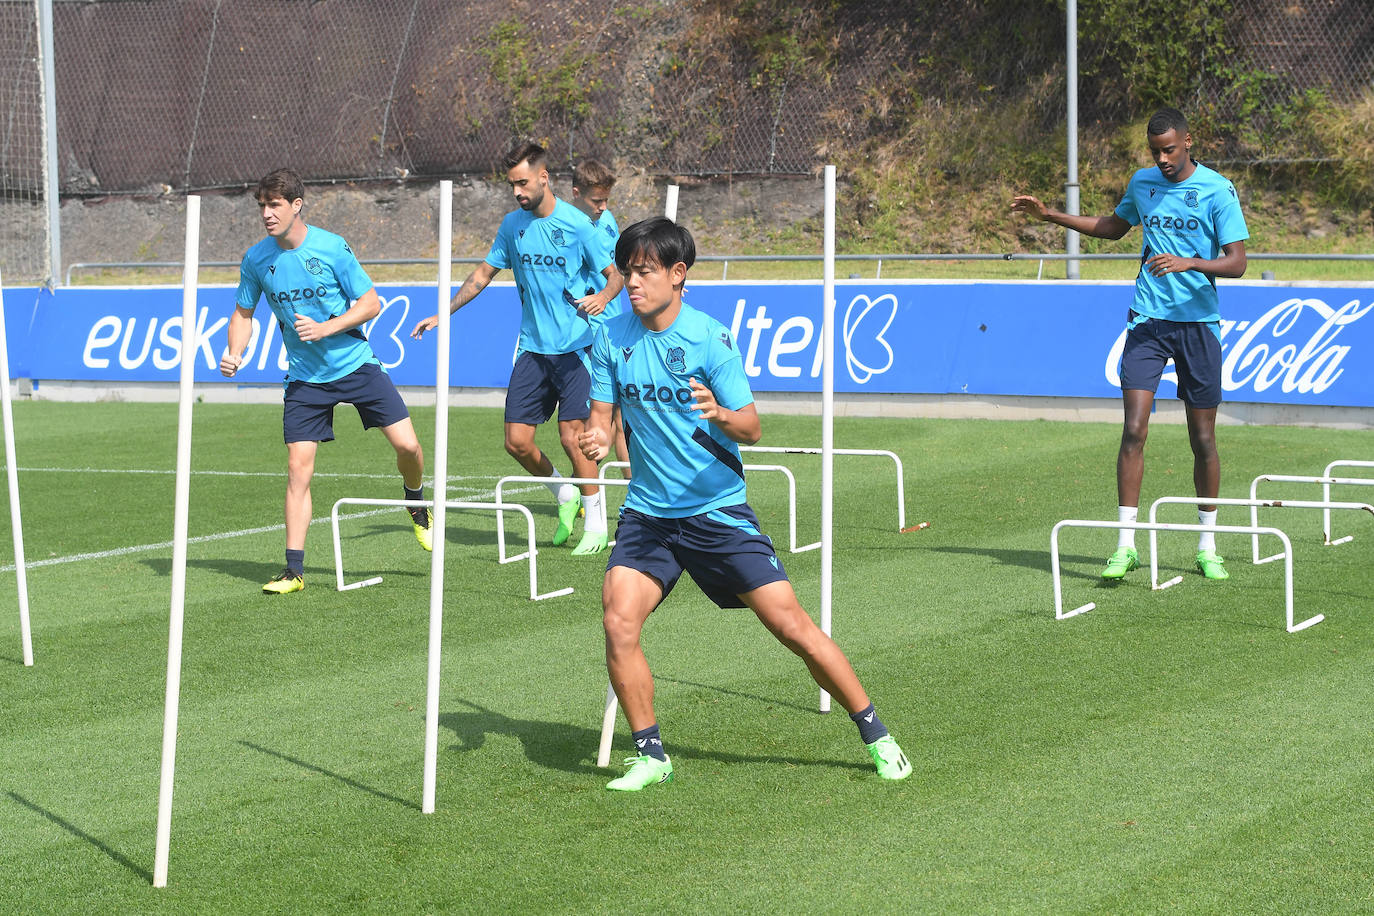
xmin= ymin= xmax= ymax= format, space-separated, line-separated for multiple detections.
xmin=154 ymin=194 xmax=200 ymax=887
xmin=0 ymin=272 xmax=33 ymax=666
xmin=422 ymin=180 xmax=453 ymax=814
xmin=819 ymin=166 xmax=835 ymax=713
xmin=664 ymin=184 xmax=679 ymax=221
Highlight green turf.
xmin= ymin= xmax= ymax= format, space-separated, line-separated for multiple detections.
xmin=1 ymin=402 xmax=1371 ymax=912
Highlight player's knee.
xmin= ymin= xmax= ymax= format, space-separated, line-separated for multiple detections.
xmin=504 ymin=434 xmax=534 ymax=460
xmin=1120 ymin=422 xmax=1148 ymax=453
xmin=602 ymin=605 xmax=641 ymax=651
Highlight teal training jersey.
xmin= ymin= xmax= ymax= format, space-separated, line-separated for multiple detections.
xmin=580 ymin=209 xmax=624 ymax=327
xmin=1114 ymin=161 xmax=1248 ymax=324
xmin=235 ymin=226 xmax=377 ymax=384
xmin=589 ymin=304 xmax=754 ymax=518
xmin=485 ymin=198 xmax=613 ymax=355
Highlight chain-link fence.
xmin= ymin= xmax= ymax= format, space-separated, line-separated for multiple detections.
xmin=43 ymin=0 xmax=1374 ymax=195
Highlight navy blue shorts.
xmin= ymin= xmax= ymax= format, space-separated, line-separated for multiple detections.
xmin=283 ymin=361 xmax=410 ymax=444
xmin=607 ymin=505 xmax=789 ymax=609
xmin=1118 ymin=310 xmax=1223 ymax=409
xmin=504 ymin=349 xmax=591 ymax=425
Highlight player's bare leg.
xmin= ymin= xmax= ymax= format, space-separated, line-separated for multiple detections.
xmin=381 ymin=417 xmax=431 ymax=550
xmin=1103 ymin=388 xmax=1154 ymax=579
xmin=1186 ymin=403 xmax=1228 ymax=578
xmin=741 ymin=580 xmax=870 ymax=714
xmin=284 ymin=440 xmax=317 ymax=552
xmin=561 ymin=417 xmax=609 ymax=554
xmin=742 ymin=579 xmax=911 ymax=780
xmin=1116 ymin=388 xmax=1155 ymax=509
xmin=380 ymin=417 xmax=425 ymax=490
xmin=504 ymin=421 xmax=554 ymax=477
xmin=602 ymin=565 xmax=664 ymax=732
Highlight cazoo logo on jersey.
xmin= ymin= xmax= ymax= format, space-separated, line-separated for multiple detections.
xmin=1105 ymin=296 xmax=1373 ymax=396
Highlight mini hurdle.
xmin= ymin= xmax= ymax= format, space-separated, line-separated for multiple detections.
xmin=1049 ymin=519 xmax=1318 ymax=633
xmin=1250 ymin=473 xmax=1374 ymax=554
xmin=1147 ymin=495 xmax=1374 ymax=584
xmin=739 ymin=446 xmax=907 ymax=531
xmin=1321 ymin=461 xmax=1374 ymax=546
xmin=330 ymin=497 xmax=573 ymax=601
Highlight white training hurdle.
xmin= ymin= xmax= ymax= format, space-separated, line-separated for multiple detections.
xmin=1147 ymin=495 xmax=1374 ymax=581
xmin=1321 ymin=461 xmax=1374 ymax=546
xmin=1049 ymin=519 xmax=1319 ymax=633
xmin=493 ymin=475 xmax=619 ymax=564
xmin=739 ymin=446 xmax=907 ymax=531
xmin=1250 ymin=473 xmax=1374 ymax=554
xmin=330 ymin=497 xmax=573 ymax=601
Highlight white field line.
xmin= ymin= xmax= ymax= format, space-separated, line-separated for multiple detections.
xmin=0 ymin=483 xmax=550 ymax=572
xmin=6 ymin=466 xmax=503 ymax=482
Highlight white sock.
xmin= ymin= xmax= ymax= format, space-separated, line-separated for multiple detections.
xmin=583 ymin=491 xmax=605 ymax=533
xmin=1117 ymin=506 xmax=1138 ymax=549
xmin=543 ymin=468 xmax=577 ymax=504
xmin=1198 ymin=509 xmax=1217 ymax=552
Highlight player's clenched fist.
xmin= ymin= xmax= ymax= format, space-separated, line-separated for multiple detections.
xmin=220 ymin=350 xmax=244 ymax=378
xmin=577 ymin=426 xmax=609 ymax=462
xmin=688 ymin=377 xmax=722 ymax=420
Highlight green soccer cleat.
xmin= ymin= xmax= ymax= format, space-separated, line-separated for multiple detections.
xmin=606 ymin=754 xmax=673 ymax=791
xmin=571 ymin=529 xmax=609 ymax=556
xmin=553 ymin=494 xmax=582 ymax=546
xmin=1101 ymin=546 xmax=1140 ymax=579
xmin=262 ymin=568 xmax=304 ymax=595
xmin=409 ymin=505 xmax=433 ymax=552
xmin=866 ymin=735 xmax=912 ymax=781
xmin=1196 ymin=549 xmax=1229 ymax=580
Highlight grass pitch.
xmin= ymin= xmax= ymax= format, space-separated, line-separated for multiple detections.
xmin=0 ymin=402 xmax=1371 ymax=913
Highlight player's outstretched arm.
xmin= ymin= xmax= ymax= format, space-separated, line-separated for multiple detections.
xmin=577 ymin=400 xmax=615 ymax=462
xmin=689 ymin=378 xmax=761 ymax=445
xmin=221 ymin=305 xmax=255 ymax=377
xmin=1011 ymin=194 xmax=1131 ymax=240
xmin=411 ymin=262 xmax=498 ymax=339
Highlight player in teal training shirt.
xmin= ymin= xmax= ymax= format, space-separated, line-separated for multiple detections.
xmin=1012 ymin=107 xmax=1248 ymax=582
xmin=569 ymin=157 xmax=630 ymax=475
xmin=578 ymin=217 xmax=912 ymax=791
xmin=223 ymin=168 xmax=433 ymax=595
xmin=411 ymin=142 xmax=623 ymax=556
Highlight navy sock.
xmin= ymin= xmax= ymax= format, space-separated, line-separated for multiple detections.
xmin=849 ymin=703 xmax=889 ymax=745
xmin=285 ymin=548 xmax=305 ymax=576
xmin=631 ymin=723 xmax=667 ymax=761
xmin=404 ymin=484 xmax=423 ymax=503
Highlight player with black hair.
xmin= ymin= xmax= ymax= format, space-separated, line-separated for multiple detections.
xmin=578 ymin=217 xmax=912 ymax=790
xmin=1012 ymin=107 xmax=1249 ymax=582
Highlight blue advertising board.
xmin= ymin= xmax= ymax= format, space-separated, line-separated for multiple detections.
xmin=5 ymin=280 xmax=1373 ymax=406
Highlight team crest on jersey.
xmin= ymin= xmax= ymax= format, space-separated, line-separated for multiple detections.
xmin=665 ymin=346 xmax=687 ymax=374
xmin=719 ymin=331 xmax=732 ymax=350
xmin=621 ymin=347 xmax=634 ymax=362
xmin=551 ymin=227 xmax=567 ymax=247
xmin=1184 ymin=189 xmax=1199 ymax=209
xmin=305 ymin=257 xmax=323 ymax=275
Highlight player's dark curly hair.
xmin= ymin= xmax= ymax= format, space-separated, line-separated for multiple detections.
xmin=1147 ymin=107 xmax=1189 ymax=137
xmin=615 ymin=217 xmax=696 ymax=275
xmin=255 ymin=168 xmax=305 ymax=205
xmin=503 ymin=140 xmax=547 ymax=172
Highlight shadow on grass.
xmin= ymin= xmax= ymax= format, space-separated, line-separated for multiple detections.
xmin=237 ymin=741 xmax=421 ymax=811
xmin=654 ymin=673 xmax=818 ymax=715
xmin=923 ymin=544 xmax=1105 ymax=578
xmin=6 ymin=790 xmax=153 ymax=883
xmin=440 ymin=698 xmax=869 ymax=775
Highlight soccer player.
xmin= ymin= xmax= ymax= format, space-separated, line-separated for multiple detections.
xmin=411 ymin=142 xmax=623 ymax=555
xmin=1012 ymin=107 xmax=1248 ymax=581
xmin=222 ymin=168 xmax=432 ymax=595
xmin=578 ymin=217 xmax=912 ymax=791
xmin=568 ymin=157 xmax=631 ymax=477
